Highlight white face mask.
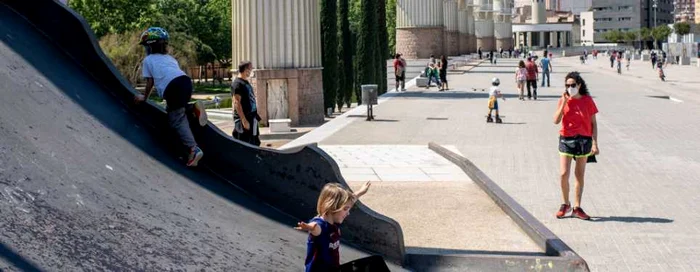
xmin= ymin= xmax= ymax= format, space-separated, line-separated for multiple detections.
xmin=567 ymin=86 xmax=579 ymax=97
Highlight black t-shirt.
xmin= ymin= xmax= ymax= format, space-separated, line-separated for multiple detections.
xmin=231 ymin=77 xmax=257 ymax=121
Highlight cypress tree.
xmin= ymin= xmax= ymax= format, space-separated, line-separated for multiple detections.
xmin=337 ymin=0 xmax=353 ymax=111
xmin=357 ymin=0 xmax=377 ymax=105
xmin=320 ymin=0 xmax=338 ymax=113
xmin=377 ymin=0 xmax=389 ymax=94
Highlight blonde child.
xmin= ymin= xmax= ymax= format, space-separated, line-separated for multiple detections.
xmin=296 ymin=182 xmax=388 ymax=271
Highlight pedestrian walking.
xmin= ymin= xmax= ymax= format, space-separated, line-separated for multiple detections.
xmin=525 ymin=57 xmax=539 ymax=100
xmin=540 ymin=51 xmax=553 ymax=87
xmin=553 ymin=72 xmax=599 ymax=221
xmin=134 ymin=27 xmax=207 ymax=167
xmin=478 ymin=47 xmax=482 ymax=59
xmin=439 ymin=55 xmax=449 ymax=91
xmin=515 ymin=60 xmax=527 ymax=100
xmin=393 ymin=53 xmax=407 ymax=92
xmin=651 ymin=51 xmax=657 ymax=69
xmin=609 ymin=51 xmax=615 ymax=68
xmin=232 ymin=61 xmax=261 ymax=146
xmin=625 ymin=53 xmax=631 ymax=71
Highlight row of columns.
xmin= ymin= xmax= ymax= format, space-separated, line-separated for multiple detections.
xmin=396 ymin=0 xmax=513 ymax=59
xmin=513 ymin=31 xmax=571 ymax=48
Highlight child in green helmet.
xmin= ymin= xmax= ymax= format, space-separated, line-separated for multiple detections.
xmin=133 ymin=27 xmax=207 ymax=167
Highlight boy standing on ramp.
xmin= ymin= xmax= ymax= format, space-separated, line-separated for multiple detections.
xmin=134 ymin=27 xmax=207 ymax=167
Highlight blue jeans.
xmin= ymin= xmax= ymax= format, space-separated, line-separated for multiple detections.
xmin=541 ymin=70 xmax=550 ymax=87
xmin=428 ymin=75 xmax=441 ymax=87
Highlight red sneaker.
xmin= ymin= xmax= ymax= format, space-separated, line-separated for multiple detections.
xmin=572 ymin=207 xmax=591 ymax=220
xmin=556 ymin=204 xmax=571 ymax=218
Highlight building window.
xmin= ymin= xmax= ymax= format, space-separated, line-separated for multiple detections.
xmin=583 ymin=30 xmax=586 ymax=36
xmin=583 ymin=19 xmax=585 ymax=26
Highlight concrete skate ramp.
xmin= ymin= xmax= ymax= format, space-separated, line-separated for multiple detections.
xmin=0 ymin=0 xmax=404 ymax=269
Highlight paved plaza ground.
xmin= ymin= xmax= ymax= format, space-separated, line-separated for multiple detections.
xmin=295 ymin=56 xmax=700 ymax=271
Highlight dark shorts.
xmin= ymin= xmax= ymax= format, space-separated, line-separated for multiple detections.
xmin=395 ymin=72 xmax=405 ymax=81
xmin=163 ymin=75 xmax=193 ymax=112
xmin=558 ymin=135 xmax=593 ymax=158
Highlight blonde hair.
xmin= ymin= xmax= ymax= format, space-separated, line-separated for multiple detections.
xmin=316 ymin=183 xmax=355 ymax=216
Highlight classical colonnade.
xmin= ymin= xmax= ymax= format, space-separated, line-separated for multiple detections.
xmin=396 ymin=0 xmax=514 ymax=59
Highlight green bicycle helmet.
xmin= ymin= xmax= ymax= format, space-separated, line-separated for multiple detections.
xmin=139 ymin=27 xmax=169 ymax=45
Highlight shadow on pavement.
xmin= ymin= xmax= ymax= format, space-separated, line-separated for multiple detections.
xmin=0 ymin=243 xmax=43 ymax=272
xmin=590 ymin=216 xmax=674 ymax=223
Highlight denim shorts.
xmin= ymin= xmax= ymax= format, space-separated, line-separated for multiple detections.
xmin=558 ymin=135 xmax=593 ymax=158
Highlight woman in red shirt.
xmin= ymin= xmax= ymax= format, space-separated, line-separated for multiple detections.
xmin=552 ymin=72 xmax=599 ymax=220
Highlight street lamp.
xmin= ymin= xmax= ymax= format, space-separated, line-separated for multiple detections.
xmin=652 ymin=0 xmax=657 ymax=28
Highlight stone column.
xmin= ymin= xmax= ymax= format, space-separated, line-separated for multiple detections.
xmin=396 ymin=0 xmax=445 ymax=59
xmin=444 ymin=0 xmax=460 ymax=56
xmin=549 ymin=31 xmax=557 ymax=47
xmin=232 ymin=0 xmax=324 ymax=126
xmin=538 ymin=31 xmax=545 ymax=47
xmin=493 ymin=0 xmax=513 ymax=51
xmin=458 ymin=0 xmax=470 ymax=54
xmin=531 ymin=0 xmax=545 ymax=24
xmin=474 ymin=0 xmax=495 ymax=51
xmin=467 ymin=2 xmax=476 ymax=52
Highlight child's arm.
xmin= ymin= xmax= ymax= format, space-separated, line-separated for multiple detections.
xmin=353 ymin=181 xmax=371 ymax=200
xmin=134 ymin=78 xmax=154 ymax=104
xmin=295 ymin=221 xmax=321 ymax=236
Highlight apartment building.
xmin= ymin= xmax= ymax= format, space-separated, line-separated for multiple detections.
xmin=592 ymin=0 xmax=674 ymax=42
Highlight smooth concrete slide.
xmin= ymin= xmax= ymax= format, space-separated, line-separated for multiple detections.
xmin=0 ymin=0 xmax=404 ymax=270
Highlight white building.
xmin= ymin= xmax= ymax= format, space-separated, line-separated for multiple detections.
xmin=580 ymin=11 xmax=594 ymax=45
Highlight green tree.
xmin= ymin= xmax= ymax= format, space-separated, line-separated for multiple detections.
xmin=602 ymin=29 xmax=623 ymax=43
xmin=651 ymin=25 xmax=672 ymax=49
xmin=386 ymin=0 xmax=397 ymax=54
xmin=337 ymin=0 xmax=354 ymax=110
xmin=356 ymin=0 xmax=377 ymax=105
xmin=376 ymin=0 xmax=389 ymax=94
xmin=320 ymin=0 xmax=339 ymax=112
xmin=639 ymin=27 xmax=652 ymax=49
xmin=69 ymin=0 xmax=154 ymax=37
xmin=624 ymin=30 xmax=638 ymax=46
xmin=674 ymin=22 xmax=691 ymax=36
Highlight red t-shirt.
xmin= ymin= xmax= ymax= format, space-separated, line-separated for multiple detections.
xmin=559 ymin=95 xmax=598 ymax=137
xmin=525 ymin=62 xmax=538 ymax=80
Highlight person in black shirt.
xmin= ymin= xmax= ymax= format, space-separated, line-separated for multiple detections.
xmin=231 ymin=61 xmax=261 ymax=146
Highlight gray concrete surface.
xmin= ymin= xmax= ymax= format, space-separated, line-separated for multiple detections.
xmin=322 ymin=57 xmax=700 ymax=271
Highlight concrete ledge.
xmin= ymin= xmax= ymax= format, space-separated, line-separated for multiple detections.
xmin=427 ymin=143 xmax=589 ymax=271
xmin=407 ymin=252 xmax=587 ymax=272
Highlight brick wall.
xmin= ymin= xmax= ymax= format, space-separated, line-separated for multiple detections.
xmin=250 ymin=68 xmax=324 ymax=127
xmin=496 ymin=38 xmax=514 ymax=51
xmin=396 ymin=27 xmax=444 ymax=59
xmin=444 ymin=31 xmax=460 ymax=56
xmin=459 ymin=34 xmax=469 ymax=55
xmin=477 ymin=37 xmax=495 ymax=52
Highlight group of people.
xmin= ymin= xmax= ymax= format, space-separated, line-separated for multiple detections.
xmin=136 ymin=27 xmax=390 ymax=271
xmin=417 ymin=55 xmax=450 ymax=91
xmin=478 ymin=46 xmax=517 ymax=63
xmin=511 ymin=51 xmax=553 ymax=102
xmin=135 ymin=27 xmax=264 ymax=169
xmin=136 ymin=26 xmax=600 ymax=270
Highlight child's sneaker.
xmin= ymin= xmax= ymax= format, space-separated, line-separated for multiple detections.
xmin=186 ymin=146 xmax=204 ymax=167
xmin=193 ymin=100 xmax=208 ymax=127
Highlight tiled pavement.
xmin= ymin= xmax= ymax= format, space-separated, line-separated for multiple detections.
xmin=320 ymin=57 xmax=700 ymax=271
xmin=319 ymin=145 xmax=469 ymax=182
